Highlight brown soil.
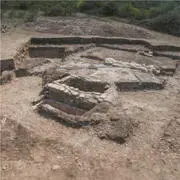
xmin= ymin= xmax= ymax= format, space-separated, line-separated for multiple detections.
xmin=159 ymin=118 xmax=180 ymax=153
xmin=24 ymin=16 xmax=153 ymax=39
xmin=1 ymin=15 xmax=180 ymax=180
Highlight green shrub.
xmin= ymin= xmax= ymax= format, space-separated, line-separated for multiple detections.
xmin=101 ymin=1 xmax=118 ymax=16
xmin=144 ymin=7 xmax=180 ymax=36
xmin=76 ymin=0 xmax=85 ymax=9
xmin=15 ymin=10 xmax=26 ymax=18
xmin=1 ymin=0 xmax=180 ymax=36
xmin=77 ymin=0 xmax=102 ymax=13
xmin=24 ymin=12 xmax=36 ymax=22
xmin=117 ymin=2 xmax=143 ymax=20
xmin=43 ymin=1 xmax=76 ymax=16
xmin=16 ymin=2 xmax=29 ymax=10
xmin=126 ymin=2 xmax=142 ymax=19
xmin=44 ymin=6 xmax=63 ymax=16
xmin=7 ymin=10 xmax=15 ymax=19
xmin=148 ymin=1 xmax=179 ymax=18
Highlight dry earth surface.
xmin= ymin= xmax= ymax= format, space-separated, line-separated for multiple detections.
xmin=1 ymin=15 xmax=180 ymax=180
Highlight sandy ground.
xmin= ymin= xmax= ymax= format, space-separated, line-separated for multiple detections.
xmin=1 ymin=16 xmax=180 ymax=180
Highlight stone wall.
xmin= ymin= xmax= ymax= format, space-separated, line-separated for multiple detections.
xmin=30 ymin=36 xmax=180 ymax=52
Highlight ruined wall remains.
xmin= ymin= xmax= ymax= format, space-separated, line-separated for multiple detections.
xmin=30 ymin=36 xmax=180 ymax=52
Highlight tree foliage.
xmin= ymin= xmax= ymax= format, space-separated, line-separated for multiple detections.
xmin=1 ymin=0 xmax=180 ymax=36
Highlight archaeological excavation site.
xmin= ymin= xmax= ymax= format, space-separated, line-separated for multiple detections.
xmin=1 ymin=1 xmax=180 ymax=178
xmin=1 ymin=36 xmax=180 ymax=144
xmin=1 ymin=21 xmax=180 ymax=180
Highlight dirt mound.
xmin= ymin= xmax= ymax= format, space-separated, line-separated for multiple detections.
xmin=24 ymin=16 xmax=153 ymax=39
xmin=93 ymin=113 xmax=133 ymax=144
xmin=159 ymin=118 xmax=180 ymax=153
xmin=1 ymin=116 xmax=60 ymax=161
xmin=87 ymin=106 xmax=135 ymax=144
xmin=1 ymin=117 xmax=38 ymax=160
xmin=0 ymin=71 xmax=14 ymax=85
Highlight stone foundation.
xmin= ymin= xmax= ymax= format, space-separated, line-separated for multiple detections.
xmin=30 ymin=36 xmax=180 ymax=52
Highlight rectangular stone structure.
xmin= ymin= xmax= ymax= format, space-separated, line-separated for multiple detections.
xmin=115 ymin=69 xmax=140 ymax=91
xmin=134 ymin=71 xmax=163 ymax=89
xmin=47 ymin=83 xmax=97 ymax=111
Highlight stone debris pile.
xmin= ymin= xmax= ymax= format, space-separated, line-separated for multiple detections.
xmin=104 ymin=57 xmax=160 ymax=74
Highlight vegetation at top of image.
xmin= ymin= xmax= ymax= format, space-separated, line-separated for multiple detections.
xmin=1 ymin=0 xmax=180 ymax=36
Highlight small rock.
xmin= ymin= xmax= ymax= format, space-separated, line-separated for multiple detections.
xmin=93 ymin=92 xmax=101 ymax=96
xmin=59 ymin=86 xmax=65 ymax=91
xmin=64 ymin=88 xmax=69 ymax=93
xmin=88 ymin=64 xmax=98 ymax=69
xmin=79 ymin=94 xmax=85 ymax=98
xmin=110 ymin=114 xmax=119 ymax=121
xmin=97 ymin=97 xmax=104 ymax=103
xmin=52 ymin=165 xmax=60 ymax=170
xmin=72 ymin=91 xmax=79 ymax=96
xmin=100 ymin=94 xmax=107 ymax=99
xmin=1 ymin=70 xmax=14 ymax=84
xmin=56 ymin=155 xmax=61 ymax=159
xmin=2 ymin=165 xmax=7 ymax=170
xmin=104 ymin=57 xmax=117 ymax=65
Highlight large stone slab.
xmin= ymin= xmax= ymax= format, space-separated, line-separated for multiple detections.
xmin=134 ymin=71 xmax=164 ymax=89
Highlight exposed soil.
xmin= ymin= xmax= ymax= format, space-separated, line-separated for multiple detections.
xmin=24 ymin=16 xmax=153 ymax=39
xmin=159 ymin=118 xmax=180 ymax=153
xmin=1 ymin=15 xmax=180 ymax=180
